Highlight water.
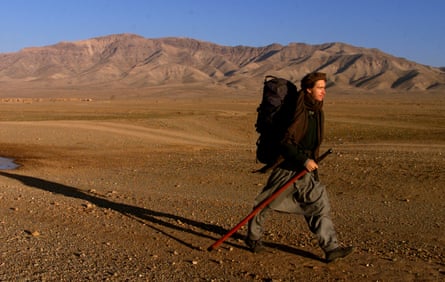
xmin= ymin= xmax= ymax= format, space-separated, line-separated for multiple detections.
xmin=0 ymin=157 xmax=20 ymax=170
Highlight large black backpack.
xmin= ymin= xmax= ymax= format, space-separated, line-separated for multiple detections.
xmin=255 ymin=75 xmax=299 ymax=165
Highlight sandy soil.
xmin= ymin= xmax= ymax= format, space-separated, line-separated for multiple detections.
xmin=0 ymin=93 xmax=444 ymax=281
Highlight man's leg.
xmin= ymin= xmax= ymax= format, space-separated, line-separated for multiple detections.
xmin=245 ymin=168 xmax=294 ymax=252
xmin=245 ymin=205 xmax=269 ymax=253
xmin=296 ymin=176 xmax=353 ymax=261
xmin=303 ymin=186 xmax=339 ymax=251
xmin=247 ymin=205 xmax=270 ymax=241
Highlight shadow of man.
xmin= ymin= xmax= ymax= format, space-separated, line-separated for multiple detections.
xmin=0 ymin=171 xmax=323 ymax=261
xmin=0 ymin=171 xmax=232 ymax=250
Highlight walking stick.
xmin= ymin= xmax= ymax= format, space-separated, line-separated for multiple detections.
xmin=207 ymin=148 xmax=333 ymax=251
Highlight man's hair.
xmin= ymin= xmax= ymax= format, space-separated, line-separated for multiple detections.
xmin=301 ymin=72 xmax=327 ymax=90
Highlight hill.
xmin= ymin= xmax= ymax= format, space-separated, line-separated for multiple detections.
xmin=0 ymin=33 xmax=444 ymax=98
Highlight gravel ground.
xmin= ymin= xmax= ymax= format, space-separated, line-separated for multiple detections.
xmin=0 ymin=97 xmax=444 ymax=281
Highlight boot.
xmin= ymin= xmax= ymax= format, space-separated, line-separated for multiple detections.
xmin=325 ymin=246 xmax=353 ymax=263
xmin=245 ymin=237 xmax=266 ymax=253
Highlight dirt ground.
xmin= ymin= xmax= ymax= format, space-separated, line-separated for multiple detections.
xmin=0 ymin=91 xmax=444 ymax=281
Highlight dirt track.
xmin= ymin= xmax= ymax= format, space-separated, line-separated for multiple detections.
xmin=0 ymin=95 xmax=444 ymax=281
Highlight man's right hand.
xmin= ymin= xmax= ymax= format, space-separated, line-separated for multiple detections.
xmin=305 ymin=159 xmax=318 ymax=172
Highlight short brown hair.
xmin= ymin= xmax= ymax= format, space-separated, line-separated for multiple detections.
xmin=301 ymin=72 xmax=327 ymax=90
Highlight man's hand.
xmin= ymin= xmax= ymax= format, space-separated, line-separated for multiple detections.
xmin=305 ymin=159 xmax=318 ymax=172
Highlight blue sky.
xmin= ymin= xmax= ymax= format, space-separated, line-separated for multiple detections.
xmin=1 ymin=0 xmax=444 ymax=67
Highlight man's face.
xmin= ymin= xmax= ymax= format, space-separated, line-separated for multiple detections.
xmin=307 ymin=80 xmax=326 ymax=102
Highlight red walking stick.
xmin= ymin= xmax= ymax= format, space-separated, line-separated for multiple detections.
xmin=207 ymin=148 xmax=333 ymax=251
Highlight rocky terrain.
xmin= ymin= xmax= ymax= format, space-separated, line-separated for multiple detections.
xmin=0 ymin=90 xmax=443 ymax=281
xmin=0 ymin=33 xmax=443 ymax=281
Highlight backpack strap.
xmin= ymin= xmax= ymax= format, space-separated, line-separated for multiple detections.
xmin=252 ymin=155 xmax=284 ymax=174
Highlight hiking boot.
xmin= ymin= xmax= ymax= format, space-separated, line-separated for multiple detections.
xmin=245 ymin=238 xmax=266 ymax=253
xmin=325 ymin=246 xmax=354 ymax=263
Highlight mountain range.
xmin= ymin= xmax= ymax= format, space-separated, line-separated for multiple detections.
xmin=0 ymin=33 xmax=444 ymax=97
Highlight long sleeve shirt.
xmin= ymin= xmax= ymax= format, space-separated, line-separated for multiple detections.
xmin=279 ymin=110 xmax=318 ymax=171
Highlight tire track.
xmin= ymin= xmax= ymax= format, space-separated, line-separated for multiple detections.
xmin=0 ymin=121 xmax=236 ymax=147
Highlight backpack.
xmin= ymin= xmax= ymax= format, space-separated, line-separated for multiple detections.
xmin=255 ymin=75 xmax=299 ymax=165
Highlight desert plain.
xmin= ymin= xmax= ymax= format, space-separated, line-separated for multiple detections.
xmin=0 ymin=87 xmax=444 ymax=281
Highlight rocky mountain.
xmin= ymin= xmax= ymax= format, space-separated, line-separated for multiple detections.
xmin=0 ymin=33 xmax=444 ymax=96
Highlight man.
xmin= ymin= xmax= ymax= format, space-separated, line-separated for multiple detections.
xmin=246 ymin=72 xmax=353 ymax=263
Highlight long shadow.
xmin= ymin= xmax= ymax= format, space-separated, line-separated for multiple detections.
xmin=0 ymin=171 xmax=320 ymax=261
xmin=0 ymin=171 xmax=231 ymax=249
xmin=266 ymin=242 xmax=325 ymax=262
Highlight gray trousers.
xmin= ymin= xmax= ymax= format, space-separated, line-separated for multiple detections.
xmin=247 ymin=167 xmax=339 ymax=252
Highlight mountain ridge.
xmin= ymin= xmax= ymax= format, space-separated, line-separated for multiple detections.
xmin=0 ymin=33 xmax=444 ymax=96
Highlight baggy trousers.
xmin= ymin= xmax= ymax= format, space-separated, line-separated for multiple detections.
xmin=247 ymin=167 xmax=339 ymax=252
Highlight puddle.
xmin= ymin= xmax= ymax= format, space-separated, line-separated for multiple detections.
xmin=0 ymin=157 xmax=20 ymax=170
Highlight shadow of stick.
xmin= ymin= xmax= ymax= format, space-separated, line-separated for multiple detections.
xmin=0 ymin=171 xmax=321 ymax=261
xmin=0 ymin=171 xmax=235 ymax=250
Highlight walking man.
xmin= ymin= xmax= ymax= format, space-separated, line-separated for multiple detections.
xmin=246 ymin=72 xmax=353 ymax=263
